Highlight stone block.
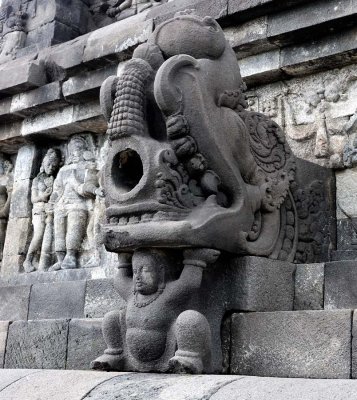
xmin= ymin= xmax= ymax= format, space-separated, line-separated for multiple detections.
xmin=62 ymin=66 xmax=116 ymax=101
xmin=325 ymin=261 xmax=357 ymax=309
xmin=294 ymin=263 xmax=324 ymax=310
xmin=238 ymin=50 xmax=283 ymax=86
xmin=83 ymin=13 xmax=153 ymax=64
xmin=26 ymin=21 xmax=80 ymax=49
xmin=228 ymin=0 xmax=311 ymax=21
xmin=66 ymin=318 xmax=106 ymax=370
xmin=9 ymin=180 xmax=32 ymax=218
xmin=4 ymin=319 xmax=69 ymax=369
xmin=0 ymin=321 xmax=9 ymax=368
xmin=0 ymin=60 xmax=46 ymax=95
xmin=0 ymin=285 xmax=31 ymax=320
xmin=337 ymin=219 xmax=357 ymax=252
xmin=11 ymin=82 xmax=66 ymax=117
xmin=84 ymin=279 xmax=126 ymax=318
xmin=21 ymin=101 xmax=106 ymax=138
xmin=2 ymin=217 xmax=32 ymax=258
xmin=281 ymin=26 xmax=357 ymax=76
xmin=231 ymin=310 xmax=352 ymax=378
xmin=268 ymin=0 xmax=356 ymax=45
xmin=28 ymin=281 xmax=86 ymax=320
xmin=352 ymin=309 xmax=357 ymax=378
xmin=12 ymin=144 xmax=39 ymax=182
xmin=228 ymin=256 xmax=295 ymax=311
xmin=224 ymin=17 xmax=278 ymax=59
xmin=336 ymin=167 xmax=357 ymax=220
xmin=147 ymin=0 xmax=228 ymax=24
xmin=39 ymin=34 xmax=89 ymax=75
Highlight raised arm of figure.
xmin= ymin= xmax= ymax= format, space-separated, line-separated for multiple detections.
xmin=114 ymin=252 xmax=134 ymax=301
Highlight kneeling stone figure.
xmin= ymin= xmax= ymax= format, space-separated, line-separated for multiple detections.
xmin=91 ymin=248 xmax=219 ymax=373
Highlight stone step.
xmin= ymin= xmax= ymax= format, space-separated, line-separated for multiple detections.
xmin=0 ymin=370 xmax=357 ymax=400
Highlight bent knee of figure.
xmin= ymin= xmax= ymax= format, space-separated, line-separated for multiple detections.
xmin=175 ymin=310 xmax=211 ymax=351
xmin=102 ymin=309 xmax=125 ymax=349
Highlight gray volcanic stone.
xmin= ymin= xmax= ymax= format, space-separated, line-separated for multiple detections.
xmin=229 ymin=256 xmax=295 ymax=311
xmin=28 ymin=281 xmax=86 ymax=320
xmin=66 ymin=319 xmax=106 ymax=370
xmin=11 ymin=82 xmax=66 ymax=117
xmin=294 ymin=263 xmax=324 ymax=310
xmin=231 ymin=310 xmax=352 ymax=378
xmin=84 ymin=279 xmax=126 ymax=318
xmin=147 ymin=0 xmax=228 ymax=24
xmin=0 ymin=59 xmax=46 ymax=95
xmin=4 ymin=319 xmax=69 ymax=369
xmin=352 ymin=310 xmax=357 ymax=379
xmin=325 ymin=261 xmax=357 ymax=309
xmin=0 ymin=321 xmax=9 ymax=368
xmin=0 ymin=285 xmax=31 ymax=320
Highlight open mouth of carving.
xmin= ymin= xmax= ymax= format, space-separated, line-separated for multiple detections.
xmin=107 ymin=210 xmax=189 ymax=226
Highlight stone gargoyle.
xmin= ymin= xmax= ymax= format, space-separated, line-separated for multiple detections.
xmin=93 ymin=13 xmax=298 ymax=374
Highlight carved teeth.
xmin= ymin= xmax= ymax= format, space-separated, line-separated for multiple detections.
xmin=119 ymin=216 xmax=128 ymax=225
xmin=108 ymin=211 xmax=185 ymax=226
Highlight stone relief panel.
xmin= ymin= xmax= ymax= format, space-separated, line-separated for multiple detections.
xmin=246 ymin=64 xmax=357 ymax=169
xmin=0 ymin=0 xmax=33 ymax=64
xmin=0 ymin=154 xmax=13 ymax=264
xmin=89 ymin=0 xmax=168 ymax=26
xmin=22 ymin=134 xmax=110 ymax=274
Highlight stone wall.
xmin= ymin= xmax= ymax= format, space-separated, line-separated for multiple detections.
xmin=0 ymin=0 xmax=356 ymax=379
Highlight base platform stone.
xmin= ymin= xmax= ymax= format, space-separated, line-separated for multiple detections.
xmin=325 ymin=261 xmax=357 ymax=309
xmin=4 ymin=320 xmax=69 ymax=369
xmin=0 ymin=370 xmax=356 ymax=400
xmin=230 ymin=310 xmax=352 ymax=379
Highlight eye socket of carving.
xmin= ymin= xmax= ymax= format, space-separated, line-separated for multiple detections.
xmin=112 ymin=149 xmax=143 ymax=194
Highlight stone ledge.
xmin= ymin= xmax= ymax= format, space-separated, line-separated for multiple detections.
xmin=0 ymin=370 xmax=357 ymax=399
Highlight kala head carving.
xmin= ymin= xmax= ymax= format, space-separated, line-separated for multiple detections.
xmin=101 ymin=13 xmax=297 ymax=260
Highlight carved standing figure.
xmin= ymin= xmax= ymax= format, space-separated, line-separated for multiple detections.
xmin=91 ymin=248 xmax=219 ymax=373
xmin=23 ymin=149 xmax=61 ymax=273
xmin=49 ymin=135 xmax=102 ymax=271
xmin=0 ymin=155 xmax=12 ymax=262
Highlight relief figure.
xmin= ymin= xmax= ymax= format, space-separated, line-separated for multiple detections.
xmin=49 ymin=135 xmax=102 ymax=271
xmin=23 ymin=149 xmax=61 ymax=273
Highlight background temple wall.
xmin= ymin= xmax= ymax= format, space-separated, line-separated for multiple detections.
xmin=0 ymin=0 xmax=356 ymax=378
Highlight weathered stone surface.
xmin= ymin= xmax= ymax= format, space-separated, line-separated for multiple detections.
xmin=209 ymin=376 xmax=357 ymax=400
xmin=12 ymin=145 xmax=39 ymax=182
xmin=28 ymin=281 xmax=86 ymax=320
xmin=83 ymin=13 xmax=153 ymax=64
xmin=21 ymin=102 xmax=106 ymax=138
xmin=0 ymin=369 xmax=39 ymax=391
xmin=336 ymin=167 xmax=357 ymax=220
xmin=239 ymin=50 xmax=283 ymax=86
xmin=0 ymin=370 xmax=122 ymax=400
xmin=224 ymin=17 xmax=278 ymax=60
xmin=231 ymin=310 xmax=352 ymax=378
xmin=228 ymin=257 xmax=295 ymax=311
xmin=66 ymin=319 xmax=106 ymax=370
xmin=337 ymin=219 xmax=357 ymax=252
xmin=0 ymin=59 xmax=46 ymax=95
xmin=11 ymin=82 xmax=66 ymax=117
xmin=0 ymin=286 xmax=31 ymax=320
xmin=228 ymin=0 xmax=312 ymax=21
xmin=294 ymin=264 xmax=324 ymax=310
xmin=62 ymin=66 xmax=116 ymax=101
xmin=8 ymin=179 xmax=32 ymax=219
xmin=0 ymin=371 xmax=357 ymax=400
xmin=352 ymin=309 xmax=357 ymax=379
xmin=84 ymin=373 xmax=237 ymax=400
xmin=0 ymin=322 xmax=9 ymax=368
xmin=281 ymin=26 xmax=357 ymax=77
xmin=147 ymin=0 xmax=228 ymax=24
xmin=325 ymin=261 xmax=357 ymax=309
xmin=84 ymin=279 xmax=126 ymax=318
xmin=4 ymin=319 xmax=69 ymax=369
xmin=267 ymin=0 xmax=357 ymax=45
